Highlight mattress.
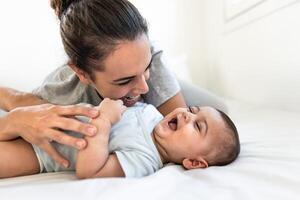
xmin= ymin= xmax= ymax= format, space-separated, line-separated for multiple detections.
xmin=1 ymin=100 xmax=300 ymax=200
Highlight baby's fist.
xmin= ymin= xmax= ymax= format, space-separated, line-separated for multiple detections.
xmin=98 ymin=98 xmax=126 ymax=125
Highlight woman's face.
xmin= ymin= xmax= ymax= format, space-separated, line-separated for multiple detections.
xmin=89 ymin=34 xmax=152 ymax=106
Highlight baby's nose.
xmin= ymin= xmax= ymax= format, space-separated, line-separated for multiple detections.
xmin=179 ymin=112 xmax=189 ymax=122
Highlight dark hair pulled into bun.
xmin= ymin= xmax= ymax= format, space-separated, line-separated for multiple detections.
xmin=50 ymin=0 xmax=78 ymax=20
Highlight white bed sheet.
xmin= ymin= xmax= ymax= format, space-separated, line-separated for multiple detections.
xmin=1 ymin=100 xmax=300 ymax=200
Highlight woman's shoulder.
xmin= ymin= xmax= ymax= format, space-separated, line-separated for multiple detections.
xmin=44 ymin=64 xmax=76 ymax=82
xmin=33 ymin=65 xmax=99 ymax=105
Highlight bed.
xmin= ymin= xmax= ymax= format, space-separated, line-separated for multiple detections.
xmin=1 ymin=0 xmax=300 ymax=198
xmin=1 ymin=99 xmax=299 ymax=200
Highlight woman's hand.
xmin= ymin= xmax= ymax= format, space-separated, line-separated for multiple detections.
xmin=96 ymin=98 xmax=127 ymax=126
xmin=6 ymin=104 xmax=100 ymax=168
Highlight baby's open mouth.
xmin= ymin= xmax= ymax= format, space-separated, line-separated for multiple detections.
xmin=168 ymin=118 xmax=178 ymax=131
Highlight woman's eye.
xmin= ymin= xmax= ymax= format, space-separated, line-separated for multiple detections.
xmin=117 ymin=80 xmax=131 ymax=86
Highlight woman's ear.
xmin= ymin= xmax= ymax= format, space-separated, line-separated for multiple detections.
xmin=68 ymin=63 xmax=92 ymax=85
xmin=182 ymin=157 xmax=208 ymax=169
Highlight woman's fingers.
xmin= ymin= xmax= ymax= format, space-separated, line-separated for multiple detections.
xmin=8 ymin=103 xmax=98 ymax=168
xmin=39 ymin=142 xmax=69 ymax=168
xmin=54 ymin=105 xmax=99 ymax=118
xmin=46 ymin=129 xmax=87 ymax=150
xmin=52 ymin=117 xmax=97 ymax=137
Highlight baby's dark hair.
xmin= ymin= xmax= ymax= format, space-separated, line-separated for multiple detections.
xmin=207 ymin=109 xmax=240 ymax=166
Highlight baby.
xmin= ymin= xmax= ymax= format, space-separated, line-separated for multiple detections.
xmin=0 ymin=99 xmax=240 ymax=178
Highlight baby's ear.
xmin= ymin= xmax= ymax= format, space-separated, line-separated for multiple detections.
xmin=182 ymin=158 xmax=208 ymax=169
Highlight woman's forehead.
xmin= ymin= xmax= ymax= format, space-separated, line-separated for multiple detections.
xmin=103 ymin=35 xmax=151 ymax=75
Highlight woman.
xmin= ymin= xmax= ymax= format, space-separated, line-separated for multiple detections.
xmin=0 ymin=0 xmax=226 ymax=170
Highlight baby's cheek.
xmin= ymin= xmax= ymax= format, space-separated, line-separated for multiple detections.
xmin=185 ymin=124 xmax=197 ymax=133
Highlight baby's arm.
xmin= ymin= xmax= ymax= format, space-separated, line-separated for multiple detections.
xmin=76 ymin=98 xmax=126 ymax=179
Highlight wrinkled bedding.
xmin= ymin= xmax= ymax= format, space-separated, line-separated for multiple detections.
xmin=1 ymin=100 xmax=300 ymax=200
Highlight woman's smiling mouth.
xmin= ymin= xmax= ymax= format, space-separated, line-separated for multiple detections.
xmin=121 ymin=95 xmax=140 ymax=107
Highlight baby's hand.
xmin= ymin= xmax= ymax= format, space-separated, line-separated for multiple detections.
xmin=97 ymin=98 xmax=126 ymax=125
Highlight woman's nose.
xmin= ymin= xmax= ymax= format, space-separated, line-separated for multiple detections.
xmin=133 ymin=75 xmax=149 ymax=95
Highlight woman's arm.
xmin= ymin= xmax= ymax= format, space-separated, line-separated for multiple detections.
xmin=157 ymin=92 xmax=186 ymax=116
xmin=0 ymin=87 xmax=103 ymax=168
xmin=76 ymin=98 xmax=126 ymax=179
xmin=0 ymin=114 xmax=17 ymax=141
xmin=0 ymin=103 xmax=100 ymax=167
xmin=0 ymin=87 xmax=46 ymax=111
xmin=147 ymin=46 xmax=187 ymax=116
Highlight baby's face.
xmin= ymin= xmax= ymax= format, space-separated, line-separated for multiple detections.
xmin=153 ymin=106 xmax=226 ymax=163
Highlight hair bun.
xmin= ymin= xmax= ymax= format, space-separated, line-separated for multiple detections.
xmin=50 ymin=0 xmax=75 ymax=20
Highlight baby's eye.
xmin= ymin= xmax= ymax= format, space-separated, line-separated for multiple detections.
xmin=189 ymin=107 xmax=201 ymax=132
xmin=194 ymin=122 xmax=201 ymax=132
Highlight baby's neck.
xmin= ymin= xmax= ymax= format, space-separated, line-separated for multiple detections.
xmin=151 ymin=131 xmax=168 ymax=164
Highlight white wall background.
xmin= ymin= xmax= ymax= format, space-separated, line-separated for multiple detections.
xmin=1 ymin=0 xmax=300 ymax=112
xmin=202 ymin=0 xmax=300 ymax=111
xmin=0 ymin=1 xmax=66 ymax=92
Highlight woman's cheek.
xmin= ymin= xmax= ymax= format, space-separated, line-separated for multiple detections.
xmin=114 ymin=86 xmax=132 ymax=98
